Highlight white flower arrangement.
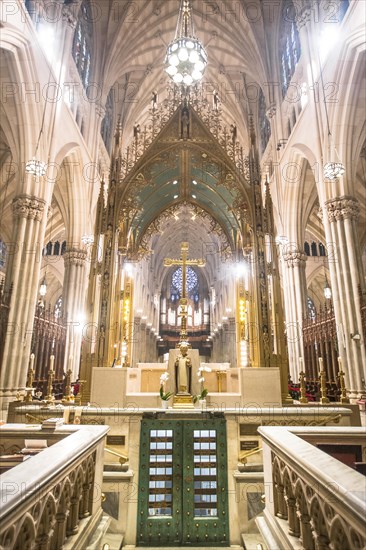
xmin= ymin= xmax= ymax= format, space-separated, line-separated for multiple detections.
xmin=160 ymin=372 xmax=173 ymax=401
xmin=194 ymin=366 xmax=211 ymax=403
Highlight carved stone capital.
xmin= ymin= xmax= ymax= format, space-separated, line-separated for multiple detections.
xmin=266 ymin=103 xmax=277 ymax=119
xmin=62 ymin=4 xmax=77 ymax=29
xmin=63 ymin=247 xmax=87 ymax=267
xmin=283 ymin=250 xmax=307 ymax=268
xmin=296 ymin=7 xmax=312 ymax=31
xmin=12 ymin=195 xmax=46 ymax=221
xmin=325 ymin=196 xmax=359 ymax=223
xmin=95 ymin=103 xmax=106 ymax=120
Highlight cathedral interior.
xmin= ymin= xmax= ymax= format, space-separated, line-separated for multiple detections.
xmin=0 ymin=1 xmax=365 ymax=549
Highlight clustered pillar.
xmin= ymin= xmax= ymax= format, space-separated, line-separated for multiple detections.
xmin=63 ymin=247 xmax=88 ymax=380
xmin=0 ymin=195 xmax=47 ymax=402
xmin=282 ymin=250 xmax=307 ymax=381
xmin=323 ymin=196 xmax=365 ymax=396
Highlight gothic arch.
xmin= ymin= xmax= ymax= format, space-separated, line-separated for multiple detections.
xmin=309 ymin=495 xmax=330 ymax=548
xmin=35 ymin=493 xmax=57 ymax=546
xmin=0 ymin=31 xmax=44 ymax=164
xmin=329 ymin=515 xmax=352 ymax=550
xmin=329 ymin=26 xmax=366 ymax=188
xmin=13 ymin=513 xmax=36 ymax=550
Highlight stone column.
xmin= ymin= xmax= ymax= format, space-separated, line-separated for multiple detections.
xmin=282 ymin=250 xmax=307 ymax=381
xmin=0 ymin=195 xmax=47 ymax=403
xmin=323 ymin=196 xmax=365 ymax=396
xmin=63 ymin=247 xmax=87 ymax=380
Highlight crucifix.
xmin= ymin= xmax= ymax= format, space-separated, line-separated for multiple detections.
xmin=164 ymin=242 xmax=205 ymax=342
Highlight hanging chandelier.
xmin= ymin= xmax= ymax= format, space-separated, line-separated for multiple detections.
xmin=164 ymin=0 xmax=207 ymax=86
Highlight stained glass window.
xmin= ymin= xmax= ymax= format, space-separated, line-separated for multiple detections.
xmin=171 ymin=266 xmax=198 ymax=295
xmin=324 ymin=0 xmax=349 ymax=23
xmin=0 ymin=240 xmax=6 ymax=268
xmin=72 ymin=0 xmax=92 ymax=89
xmin=280 ymin=2 xmax=301 ymax=98
xmin=339 ymin=0 xmax=350 ymax=21
xmin=258 ymin=88 xmax=271 ymax=155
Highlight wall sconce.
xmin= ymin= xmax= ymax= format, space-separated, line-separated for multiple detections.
xmin=350 ymin=333 xmax=361 ymax=340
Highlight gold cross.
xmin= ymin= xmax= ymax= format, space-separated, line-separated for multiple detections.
xmin=164 ymin=242 xmax=205 ymax=341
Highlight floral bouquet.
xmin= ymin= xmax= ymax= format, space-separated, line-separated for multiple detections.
xmin=193 ymin=365 xmax=212 ymax=403
xmin=159 ymin=372 xmax=173 ymax=401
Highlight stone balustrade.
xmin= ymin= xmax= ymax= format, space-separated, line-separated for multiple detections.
xmin=0 ymin=423 xmax=109 ymax=550
xmin=258 ymin=426 xmax=366 ymax=550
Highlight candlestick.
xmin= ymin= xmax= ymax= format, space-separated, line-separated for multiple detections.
xmin=319 ymin=369 xmax=329 ymax=404
xmin=50 ymin=354 xmax=55 ymax=372
xmin=25 ymin=355 xmax=35 ymax=403
xmin=299 ymin=371 xmax=308 ymax=404
xmin=299 ymin=357 xmax=304 ymax=373
xmin=45 ymin=368 xmax=55 ymax=402
xmin=74 ymin=379 xmax=86 ymax=406
xmin=68 ymin=355 xmax=73 ymax=371
xmin=62 ymin=369 xmax=73 ymax=403
xmin=337 ymin=368 xmax=350 ymax=404
xmin=318 ymin=357 xmax=323 ymax=369
xmin=337 ymin=356 xmax=342 ymax=370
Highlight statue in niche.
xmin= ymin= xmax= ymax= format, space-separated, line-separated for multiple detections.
xmin=213 ymin=89 xmax=219 ymax=110
xmin=230 ymin=124 xmax=237 ymax=145
xmin=174 ymin=341 xmax=192 ymax=394
xmin=181 ymin=106 xmax=190 ymax=139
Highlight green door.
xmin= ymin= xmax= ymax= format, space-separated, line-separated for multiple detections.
xmin=137 ymin=417 xmax=229 ymax=546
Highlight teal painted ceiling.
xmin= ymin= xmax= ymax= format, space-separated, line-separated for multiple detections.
xmin=122 ymin=106 xmax=249 ymax=253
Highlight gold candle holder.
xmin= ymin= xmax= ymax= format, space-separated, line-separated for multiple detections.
xmin=299 ymin=371 xmax=308 ymax=404
xmin=45 ymin=368 xmax=55 ymax=402
xmin=74 ymin=379 xmax=86 ymax=405
xmin=24 ymin=367 xmax=35 ymax=403
xmin=319 ymin=369 xmax=329 ymax=404
xmin=216 ymin=370 xmax=226 ymax=393
xmin=62 ymin=369 xmax=73 ymax=403
xmin=337 ymin=369 xmax=350 ymax=404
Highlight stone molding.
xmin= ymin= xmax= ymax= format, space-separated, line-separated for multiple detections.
xmin=63 ymin=247 xmax=87 ymax=267
xmin=12 ymin=195 xmax=46 ymax=222
xmin=282 ymin=250 xmax=307 ymax=268
xmin=325 ymin=196 xmax=359 ymax=223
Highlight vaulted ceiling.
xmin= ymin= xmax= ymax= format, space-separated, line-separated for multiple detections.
xmin=94 ymin=0 xmax=276 ymax=146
